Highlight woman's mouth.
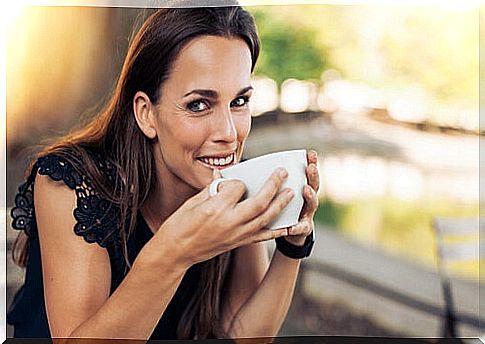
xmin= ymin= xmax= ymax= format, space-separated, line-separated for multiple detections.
xmin=196 ymin=152 xmax=235 ymax=169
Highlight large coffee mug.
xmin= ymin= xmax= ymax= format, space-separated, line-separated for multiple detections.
xmin=220 ymin=149 xmax=308 ymax=230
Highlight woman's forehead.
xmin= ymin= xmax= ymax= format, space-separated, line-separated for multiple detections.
xmin=165 ymin=36 xmax=252 ymax=95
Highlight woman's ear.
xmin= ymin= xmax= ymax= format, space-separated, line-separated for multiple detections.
xmin=133 ymin=91 xmax=157 ymax=139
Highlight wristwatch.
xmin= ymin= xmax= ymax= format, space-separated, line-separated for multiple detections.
xmin=275 ymin=230 xmax=315 ymax=259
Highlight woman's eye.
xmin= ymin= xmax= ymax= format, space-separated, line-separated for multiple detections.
xmin=187 ymin=100 xmax=209 ymax=113
xmin=231 ymin=96 xmax=250 ymax=108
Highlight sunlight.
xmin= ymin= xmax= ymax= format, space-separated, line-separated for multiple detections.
xmin=241 ymin=0 xmax=480 ymax=9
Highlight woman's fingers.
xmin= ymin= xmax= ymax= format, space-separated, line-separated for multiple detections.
xmin=236 ymin=167 xmax=288 ymax=221
xmin=307 ymin=163 xmax=319 ymax=192
xmin=287 ymin=218 xmax=314 ymax=236
xmin=299 ymin=150 xmax=320 ymax=219
xmin=245 ymin=227 xmax=289 ymax=244
xmin=240 ymin=187 xmax=295 ymax=232
xmin=300 ymin=184 xmax=319 ymax=219
xmin=199 ymin=169 xmax=247 ymax=205
xmin=212 ymin=179 xmax=247 ymax=205
xmin=305 ymin=184 xmax=319 ymax=214
xmin=307 ymin=149 xmax=318 ymax=165
xmin=306 ymin=150 xmax=319 ymax=193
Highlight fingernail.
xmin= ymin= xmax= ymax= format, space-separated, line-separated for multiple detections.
xmin=279 ymin=168 xmax=288 ymax=178
xmin=287 ymin=188 xmax=294 ymax=197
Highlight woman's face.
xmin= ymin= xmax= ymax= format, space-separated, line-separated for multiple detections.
xmin=151 ymin=35 xmax=253 ymax=192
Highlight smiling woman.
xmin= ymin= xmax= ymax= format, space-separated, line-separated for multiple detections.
xmin=138 ymin=36 xmax=253 ymax=193
xmin=7 ymin=4 xmax=319 ymax=342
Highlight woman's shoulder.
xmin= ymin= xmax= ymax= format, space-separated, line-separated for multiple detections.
xmin=10 ymin=145 xmax=122 ymax=248
xmin=37 ymin=145 xmax=118 ymax=187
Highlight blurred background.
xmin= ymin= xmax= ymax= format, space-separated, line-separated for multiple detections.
xmin=4 ymin=2 xmax=482 ymax=339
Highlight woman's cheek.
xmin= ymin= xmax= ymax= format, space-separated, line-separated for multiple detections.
xmin=183 ymin=118 xmax=211 ymax=144
xmin=236 ymin=112 xmax=252 ymax=141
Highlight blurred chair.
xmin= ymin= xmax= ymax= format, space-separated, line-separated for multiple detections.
xmin=432 ymin=217 xmax=481 ymax=338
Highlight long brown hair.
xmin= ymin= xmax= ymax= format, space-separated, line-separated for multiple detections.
xmin=11 ymin=6 xmax=260 ymax=339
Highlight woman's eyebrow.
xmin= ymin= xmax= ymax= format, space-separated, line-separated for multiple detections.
xmin=184 ymin=89 xmax=218 ymax=98
xmin=237 ymin=86 xmax=253 ymax=96
xmin=183 ymin=86 xmax=253 ymax=99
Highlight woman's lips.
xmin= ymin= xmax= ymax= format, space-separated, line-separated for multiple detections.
xmin=196 ymin=152 xmax=236 ymax=169
xmin=196 ymin=158 xmax=235 ymax=170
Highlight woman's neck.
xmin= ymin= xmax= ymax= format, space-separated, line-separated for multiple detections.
xmin=141 ymin=163 xmax=198 ymax=234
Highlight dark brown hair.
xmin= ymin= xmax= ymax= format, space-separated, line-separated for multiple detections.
xmin=12 ymin=6 xmax=260 ymax=339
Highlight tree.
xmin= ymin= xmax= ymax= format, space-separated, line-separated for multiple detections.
xmin=250 ymin=8 xmax=329 ymax=87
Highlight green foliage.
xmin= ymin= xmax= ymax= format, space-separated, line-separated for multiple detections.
xmin=250 ymin=9 xmax=328 ymax=86
xmin=314 ymin=197 xmax=347 ymax=230
xmin=248 ymin=5 xmax=477 ymax=105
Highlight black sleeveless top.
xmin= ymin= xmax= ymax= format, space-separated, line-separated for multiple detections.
xmin=7 ymin=149 xmax=202 ymax=339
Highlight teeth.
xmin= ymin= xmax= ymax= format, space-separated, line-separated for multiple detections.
xmin=200 ymin=153 xmax=234 ymax=167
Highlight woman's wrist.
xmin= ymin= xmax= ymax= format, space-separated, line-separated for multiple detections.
xmin=135 ymin=231 xmax=191 ymax=273
xmin=135 ymin=249 xmax=189 ymax=275
xmin=282 ymin=235 xmax=307 ymax=246
xmin=275 ymin=231 xmax=314 ymax=260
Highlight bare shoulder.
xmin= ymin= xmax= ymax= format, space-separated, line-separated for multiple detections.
xmin=34 ymin=171 xmax=79 ymax=214
xmin=34 ymin=172 xmax=112 ymax=337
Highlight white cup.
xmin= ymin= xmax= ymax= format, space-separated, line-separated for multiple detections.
xmin=220 ymin=149 xmax=308 ymax=230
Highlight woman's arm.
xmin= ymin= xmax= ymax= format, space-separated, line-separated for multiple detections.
xmin=222 ymin=151 xmax=320 ymax=338
xmin=221 ymin=242 xmax=269 ymax=332
xmin=224 ymin=247 xmax=302 ymax=338
xmin=221 ymin=242 xmax=298 ymax=338
xmin=37 ymin=164 xmax=295 ymax=342
xmin=35 ymin=174 xmax=188 ymax=343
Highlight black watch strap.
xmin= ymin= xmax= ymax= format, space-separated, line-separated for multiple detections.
xmin=275 ymin=231 xmax=315 ymax=259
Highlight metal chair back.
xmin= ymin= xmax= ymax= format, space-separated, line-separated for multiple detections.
xmin=432 ymin=217 xmax=481 ymax=338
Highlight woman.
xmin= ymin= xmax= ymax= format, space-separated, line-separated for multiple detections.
xmin=8 ymin=5 xmax=319 ymax=341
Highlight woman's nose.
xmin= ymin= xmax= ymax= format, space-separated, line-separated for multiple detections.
xmin=211 ymin=107 xmax=237 ymax=143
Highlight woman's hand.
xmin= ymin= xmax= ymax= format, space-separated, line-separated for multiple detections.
xmin=283 ymin=150 xmax=320 ymax=246
xmin=147 ymin=167 xmax=294 ymax=268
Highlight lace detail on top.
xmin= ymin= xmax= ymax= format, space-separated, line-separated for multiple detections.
xmin=10 ymin=151 xmax=121 ymax=249
xmin=10 ymin=181 xmax=36 ymax=237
